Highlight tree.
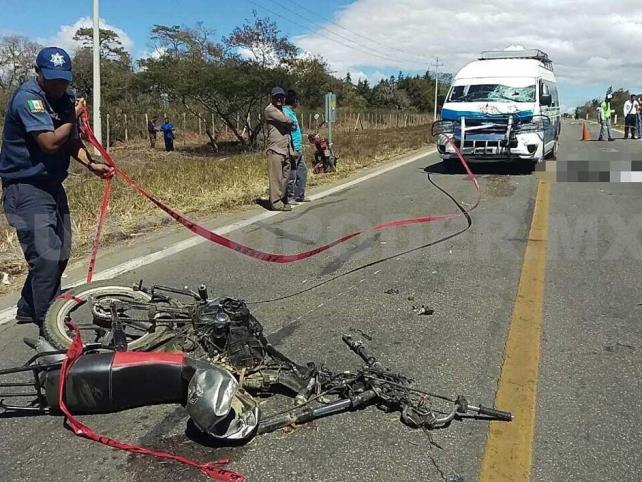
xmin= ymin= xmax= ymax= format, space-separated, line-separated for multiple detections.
xmin=287 ymin=56 xmax=337 ymax=108
xmin=141 ymin=18 xmax=296 ymax=147
xmin=71 ymin=28 xmax=134 ymax=109
xmin=0 ymin=35 xmax=41 ymax=90
xmin=224 ymin=15 xmax=297 ymax=67
xmin=73 ymin=27 xmax=130 ymax=63
xmin=0 ymin=35 xmax=42 ymax=120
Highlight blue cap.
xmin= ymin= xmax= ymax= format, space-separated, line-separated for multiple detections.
xmin=36 ymin=47 xmax=73 ymax=81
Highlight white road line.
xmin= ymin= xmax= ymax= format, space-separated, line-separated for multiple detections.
xmin=0 ymin=148 xmax=436 ymax=326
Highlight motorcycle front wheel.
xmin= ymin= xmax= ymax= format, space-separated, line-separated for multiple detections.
xmin=43 ymin=281 xmax=173 ymax=351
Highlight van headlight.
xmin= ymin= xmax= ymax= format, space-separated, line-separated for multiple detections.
xmin=431 ymin=121 xmax=455 ymax=136
xmin=516 ymin=115 xmax=551 ymax=133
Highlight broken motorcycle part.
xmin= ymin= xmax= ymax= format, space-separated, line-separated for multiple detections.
xmin=8 ymin=281 xmax=513 ymax=440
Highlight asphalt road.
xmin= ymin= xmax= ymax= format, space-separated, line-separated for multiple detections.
xmin=0 ymin=120 xmax=640 ymax=482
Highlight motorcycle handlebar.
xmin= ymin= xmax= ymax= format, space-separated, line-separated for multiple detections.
xmin=476 ymin=404 xmax=513 ymax=421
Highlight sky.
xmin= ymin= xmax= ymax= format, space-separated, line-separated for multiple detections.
xmin=2 ymin=0 xmax=640 ymax=112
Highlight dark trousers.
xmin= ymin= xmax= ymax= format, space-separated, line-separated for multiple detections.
xmin=164 ymin=138 xmax=174 ymax=151
xmin=624 ymin=114 xmax=637 ymax=139
xmin=149 ymin=132 xmax=156 ymax=147
xmin=286 ymin=152 xmax=308 ymax=202
xmin=2 ymin=181 xmax=71 ymax=322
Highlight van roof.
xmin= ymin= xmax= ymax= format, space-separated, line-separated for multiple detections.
xmin=479 ymin=49 xmax=553 ymax=70
xmin=455 ymin=58 xmax=556 ymax=82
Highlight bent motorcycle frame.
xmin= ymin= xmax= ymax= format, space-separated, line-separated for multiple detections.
xmin=0 ymin=346 xmax=69 ymax=414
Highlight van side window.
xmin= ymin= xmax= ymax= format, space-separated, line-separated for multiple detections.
xmin=540 ymin=81 xmax=558 ymax=106
xmin=540 ymin=82 xmax=550 ymax=105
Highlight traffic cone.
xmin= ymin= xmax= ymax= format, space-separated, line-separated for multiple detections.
xmin=581 ymin=122 xmax=591 ymax=141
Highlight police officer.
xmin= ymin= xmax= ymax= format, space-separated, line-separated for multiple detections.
xmin=0 ymin=47 xmax=112 ymax=331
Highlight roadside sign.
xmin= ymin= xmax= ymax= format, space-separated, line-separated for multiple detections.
xmin=324 ymin=92 xmax=336 ymax=123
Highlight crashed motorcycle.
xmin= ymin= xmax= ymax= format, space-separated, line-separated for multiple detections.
xmin=1 ymin=281 xmax=512 ymax=442
xmin=307 ymin=133 xmax=337 ymax=173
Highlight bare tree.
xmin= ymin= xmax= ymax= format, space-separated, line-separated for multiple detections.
xmin=0 ymin=35 xmax=41 ymax=90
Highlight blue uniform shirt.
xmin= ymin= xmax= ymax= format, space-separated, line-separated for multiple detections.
xmin=160 ymin=122 xmax=175 ymax=140
xmin=283 ymin=106 xmax=302 ymax=152
xmin=0 ymin=78 xmax=75 ymax=183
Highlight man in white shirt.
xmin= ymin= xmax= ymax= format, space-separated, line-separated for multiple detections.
xmin=623 ymin=94 xmax=639 ymax=139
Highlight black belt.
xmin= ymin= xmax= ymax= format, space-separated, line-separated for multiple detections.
xmin=2 ymin=177 xmax=63 ymax=190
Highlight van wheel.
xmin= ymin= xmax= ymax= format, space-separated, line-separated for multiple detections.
xmin=545 ymin=141 xmax=558 ymax=160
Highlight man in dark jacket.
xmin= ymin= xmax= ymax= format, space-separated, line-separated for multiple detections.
xmin=0 ymin=47 xmax=112 ymax=331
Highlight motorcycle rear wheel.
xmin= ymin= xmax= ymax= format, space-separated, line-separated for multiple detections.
xmin=43 ymin=281 xmax=172 ymax=351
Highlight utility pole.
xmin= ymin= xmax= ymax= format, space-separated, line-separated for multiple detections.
xmin=92 ymin=0 xmax=102 ymax=145
xmin=431 ymin=57 xmax=444 ymax=121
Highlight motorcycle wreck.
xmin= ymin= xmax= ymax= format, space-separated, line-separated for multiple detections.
xmin=0 ymin=281 xmax=512 ymax=468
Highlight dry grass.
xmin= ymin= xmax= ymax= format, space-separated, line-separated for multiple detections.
xmin=0 ymin=125 xmax=432 ymax=292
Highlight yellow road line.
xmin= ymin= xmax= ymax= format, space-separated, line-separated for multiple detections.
xmin=479 ymin=180 xmax=551 ymax=482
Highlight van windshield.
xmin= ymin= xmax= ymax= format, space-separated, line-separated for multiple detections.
xmin=448 ymin=84 xmax=536 ymax=103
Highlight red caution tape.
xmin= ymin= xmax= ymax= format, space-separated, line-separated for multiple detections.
xmin=79 ymin=108 xmax=478 ymax=281
xmin=57 ymin=321 xmax=245 ymax=481
xmin=56 ymin=293 xmax=87 ymax=305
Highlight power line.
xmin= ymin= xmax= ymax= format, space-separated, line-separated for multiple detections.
xmin=264 ymin=0 xmax=429 ymax=67
xmin=246 ymin=0 xmax=428 ymax=68
xmin=279 ymin=0 xmax=431 ymax=63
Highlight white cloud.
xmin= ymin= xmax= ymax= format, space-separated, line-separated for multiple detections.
xmin=139 ymin=46 xmax=167 ymax=60
xmin=41 ymin=17 xmax=133 ymax=55
xmin=294 ymin=0 xmax=642 ymax=105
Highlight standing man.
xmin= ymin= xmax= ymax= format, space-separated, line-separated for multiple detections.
xmin=283 ymin=89 xmax=310 ymax=205
xmin=637 ymin=96 xmax=642 ymax=139
xmin=0 ymin=47 xmax=112 ymax=331
xmin=160 ymin=116 xmax=175 ymax=151
xmin=598 ymin=93 xmax=615 ymax=142
xmin=147 ymin=117 xmax=158 ymax=148
xmin=623 ymin=94 xmax=639 ymax=139
xmin=264 ymin=87 xmax=294 ymax=211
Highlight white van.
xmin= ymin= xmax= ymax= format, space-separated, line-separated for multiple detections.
xmin=432 ymin=49 xmax=560 ymax=170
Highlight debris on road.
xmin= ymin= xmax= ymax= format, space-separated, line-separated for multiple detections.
xmin=384 ymin=288 xmax=400 ymax=294
xmin=0 ymin=280 xmax=513 ymax=479
xmin=348 ymin=327 xmax=373 ymax=341
xmin=413 ymin=305 xmax=435 ymax=316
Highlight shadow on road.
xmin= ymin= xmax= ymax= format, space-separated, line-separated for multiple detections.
xmin=425 ymin=160 xmax=536 ymax=176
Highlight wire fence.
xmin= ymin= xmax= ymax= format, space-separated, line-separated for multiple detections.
xmin=100 ymin=108 xmax=434 ymax=149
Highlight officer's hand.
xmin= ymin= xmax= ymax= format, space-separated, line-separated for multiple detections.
xmin=88 ymin=162 xmax=114 ymax=179
xmin=74 ymin=98 xmax=87 ymax=119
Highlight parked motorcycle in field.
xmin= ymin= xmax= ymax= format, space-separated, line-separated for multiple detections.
xmin=307 ymin=133 xmax=337 ymax=173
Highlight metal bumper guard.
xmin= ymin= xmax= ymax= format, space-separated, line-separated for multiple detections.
xmin=433 ymin=115 xmax=551 ymax=161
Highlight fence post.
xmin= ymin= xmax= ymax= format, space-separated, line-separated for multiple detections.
xmin=124 ymin=113 xmax=128 ymax=142
xmin=211 ymin=112 xmax=215 ymax=132
xmin=614 ymin=114 xmax=617 ymax=125
xmin=309 ymin=113 xmax=312 ymax=131
xmin=144 ymin=113 xmax=149 ymax=140
xmin=106 ymin=113 xmax=110 ymax=151
xmin=198 ymin=115 xmax=202 ymax=135
xmin=182 ymin=112 xmax=186 ymax=131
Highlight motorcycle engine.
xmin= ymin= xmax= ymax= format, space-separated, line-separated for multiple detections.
xmin=195 ymin=298 xmax=266 ymax=369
